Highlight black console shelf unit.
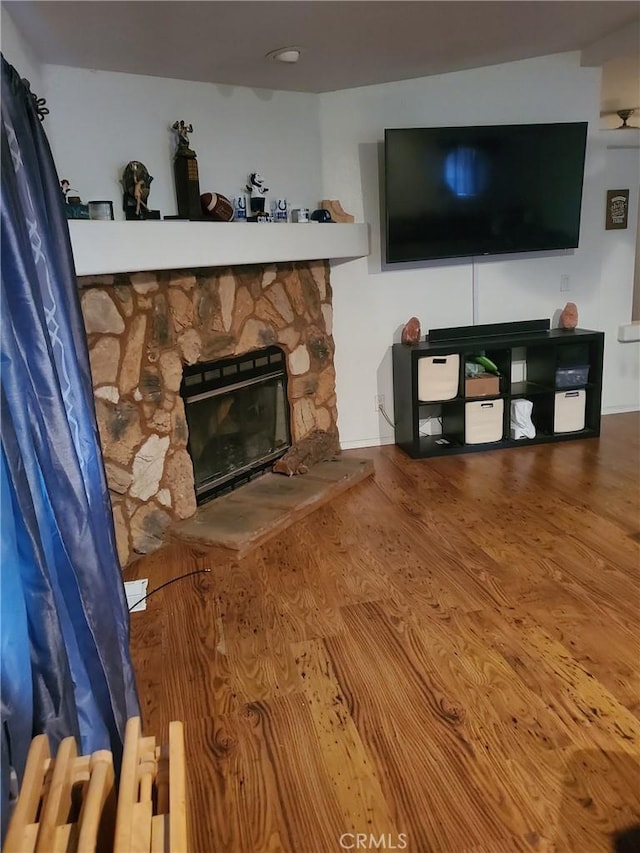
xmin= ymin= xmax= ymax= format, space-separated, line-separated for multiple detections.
xmin=392 ymin=321 xmax=604 ymax=459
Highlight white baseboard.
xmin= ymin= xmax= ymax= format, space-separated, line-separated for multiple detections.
xmin=340 ymin=434 xmax=395 ymax=450
xmin=602 ymin=405 xmax=640 ymax=415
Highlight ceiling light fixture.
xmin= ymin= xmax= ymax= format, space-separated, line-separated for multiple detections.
xmin=615 ymin=108 xmax=637 ymax=129
xmin=266 ymin=47 xmax=301 ymax=64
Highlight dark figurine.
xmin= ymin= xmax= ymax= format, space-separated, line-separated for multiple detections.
xmin=171 ymin=121 xmax=196 ymax=158
xmin=60 ymin=178 xmax=81 ymax=204
xmin=122 ymin=161 xmax=153 ymax=220
xmin=170 ymin=121 xmax=201 ymax=219
xmin=60 ymin=178 xmax=88 ymax=218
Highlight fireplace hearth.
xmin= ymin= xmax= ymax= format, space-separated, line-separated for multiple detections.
xmin=182 ymin=346 xmax=291 ymax=503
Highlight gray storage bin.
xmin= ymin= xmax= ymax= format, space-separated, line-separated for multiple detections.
xmin=555 ymin=365 xmax=589 ymax=388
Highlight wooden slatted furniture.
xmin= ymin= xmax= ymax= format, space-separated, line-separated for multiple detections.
xmin=4 ymin=717 xmax=187 ymax=853
xmin=114 ymin=716 xmax=187 ymax=853
xmin=4 ymin=736 xmax=115 ymax=853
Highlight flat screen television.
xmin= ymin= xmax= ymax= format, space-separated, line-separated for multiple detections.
xmin=384 ymin=122 xmax=588 ymax=264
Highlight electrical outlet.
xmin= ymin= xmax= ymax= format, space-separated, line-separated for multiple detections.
xmin=124 ymin=579 xmax=148 ymax=612
xmin=375 ymin=394 xmax=385 ymax=413
xmin=560 ymin=274 xmax=570 ymax=292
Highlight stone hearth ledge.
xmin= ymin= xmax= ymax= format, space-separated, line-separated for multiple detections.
xmin=80 ymin=260 xmax=342 ymax=567
xmin=171 ymin=456 xmax=374 ymax=557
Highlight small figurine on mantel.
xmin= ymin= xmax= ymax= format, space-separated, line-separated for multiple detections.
xmin=170 ymin=120 xmax=201 ymax=219
xmin=559 ymin=301 xmax=578 ymax=330
xmin=122 ymin=160 xmax=154 ymax=220
xmin=246 ymin=172 xmax=269 ymax=214
xmin=60 ymin=178 xmax=80 ymax=204
xmin=171 ymin=120 xmax=196 ymax=158
xmin=401 ymin=316 xmax=422 ymax=344
xmin=60 ymin=178 xmax=89 ymax=219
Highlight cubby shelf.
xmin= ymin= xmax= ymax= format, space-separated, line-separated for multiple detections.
xmin=392 ymin=322 xmax=604 ymax=459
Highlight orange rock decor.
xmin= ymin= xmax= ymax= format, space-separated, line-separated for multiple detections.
xmin=79 ymin=261 xmax=338 ymax=567
xmin=401 ymin=316 xmax=421 ymax=344
xmin=559 ymin=301 xmax=578 ymax=330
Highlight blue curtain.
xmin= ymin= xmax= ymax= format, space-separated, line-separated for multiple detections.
xmin=1 ymin=56 xmax=139 ymax=836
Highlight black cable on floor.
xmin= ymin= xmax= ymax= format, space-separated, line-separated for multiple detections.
xmin=127 ymin=569 xmax=211 ymax=612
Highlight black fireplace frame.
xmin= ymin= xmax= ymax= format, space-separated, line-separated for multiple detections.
xmin=181 ymin=345 xmax=291 ymax=504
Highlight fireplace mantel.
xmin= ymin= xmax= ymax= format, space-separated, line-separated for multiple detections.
xmin=69 ymin=220 xmax=369 ymax=276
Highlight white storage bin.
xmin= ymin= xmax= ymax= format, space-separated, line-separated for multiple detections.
xmin=465 ymin=399 xmax=504 ymax=444
xmin=417 ymin=354 xmax=459 ymax=402
xmin=554 ymin=389 xmax=585 ymax=433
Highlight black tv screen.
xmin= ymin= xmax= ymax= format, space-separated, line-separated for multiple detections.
xmin=384 ymin=122 xmax=588 ymax=264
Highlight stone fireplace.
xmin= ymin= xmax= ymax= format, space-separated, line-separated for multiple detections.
xmin=79 ymin=260 xmax=338 ymax=566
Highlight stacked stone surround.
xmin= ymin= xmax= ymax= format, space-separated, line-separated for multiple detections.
xmin=79 ymin=260 xmax=337 ymax=567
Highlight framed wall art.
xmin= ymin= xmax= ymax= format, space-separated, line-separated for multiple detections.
xmin=605 ymin=189 xmax=629 ymax=230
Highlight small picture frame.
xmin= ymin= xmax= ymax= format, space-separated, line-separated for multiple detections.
xmin=605 ymin=189 xmax=629 ymax=230
xmin=88 ymin=200 xmax=114 ymax=221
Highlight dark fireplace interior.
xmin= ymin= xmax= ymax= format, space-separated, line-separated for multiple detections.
xmin=181 ymin=346 xmax=291 ymax=504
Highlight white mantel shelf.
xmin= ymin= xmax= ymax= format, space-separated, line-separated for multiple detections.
xmin=68 ymin=220 xmax=370 ymax=277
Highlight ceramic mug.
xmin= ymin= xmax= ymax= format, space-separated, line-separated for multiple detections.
xmin=274 ymin=198 xmax=288 ymax=222
xmin=234 ymin=195 xmax=247 ymax=220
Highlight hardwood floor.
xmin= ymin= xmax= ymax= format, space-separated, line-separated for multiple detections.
xmin=126 ymin=413 xmax=640 ymax=852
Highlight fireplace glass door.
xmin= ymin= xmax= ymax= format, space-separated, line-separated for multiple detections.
xmin=182 ymin=346 xmax=291 ymax=503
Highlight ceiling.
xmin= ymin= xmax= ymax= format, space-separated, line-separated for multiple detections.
xmin=5 ymin=1 xmax=640 ymax=94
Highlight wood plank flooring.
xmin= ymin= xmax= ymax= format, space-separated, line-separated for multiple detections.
xmin=126 ymin=413 xmax=640 ymax=853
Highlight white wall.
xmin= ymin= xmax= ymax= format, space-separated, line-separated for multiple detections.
xmin=19 ymin=50 xmax=640 ymax=444
xmin=41 ymin=65 xmax=323 ymax=220
xmin=1 ymin=6 xmax=44 ymax=94
xmin=596 ymin=142 xmax=640 ymax=412
xmin=319 ymin=53 xmax=639 ymax=446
